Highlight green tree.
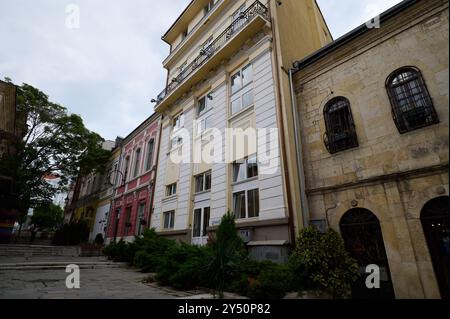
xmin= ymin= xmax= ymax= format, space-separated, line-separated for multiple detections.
xmin=0 ymin=79 xmax=111 ymax=236
xmin=207 ymin=211 xmax=247 ymax=298
xmin=31 ymin=202 xmax=64 ymax=230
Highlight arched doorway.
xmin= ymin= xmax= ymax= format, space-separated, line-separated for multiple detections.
xmin=421 ymin=196 xmax=449 ymax=299
xmin=340 ymin=208 xmax=395 ymax=299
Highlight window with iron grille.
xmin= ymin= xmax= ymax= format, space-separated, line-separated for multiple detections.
xmin=323 ymin=97 xmax=358 ymax=154
xmin=386 ymin=67 xmax=439 ymax=133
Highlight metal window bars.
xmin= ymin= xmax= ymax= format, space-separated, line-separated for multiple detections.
xmin=387 ymin=68 xmax=439 ymax=133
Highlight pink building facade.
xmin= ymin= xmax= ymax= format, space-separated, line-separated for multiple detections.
xmin=106 ymin=113 xmax=161 ymax=243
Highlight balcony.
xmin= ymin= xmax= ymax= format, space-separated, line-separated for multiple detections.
xmin=155 ymin=0 xmax=270 ymax=112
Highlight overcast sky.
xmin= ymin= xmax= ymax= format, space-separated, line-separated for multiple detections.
xmin=0 ymin=0 xmax=402 ymax=141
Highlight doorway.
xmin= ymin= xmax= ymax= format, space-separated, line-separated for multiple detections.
xmin=340 ymin=208 xmax=395 ymax=299
xmin=421 ymin=196 xmax=449 ymax=299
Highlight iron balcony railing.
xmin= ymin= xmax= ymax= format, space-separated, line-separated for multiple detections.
xmin=156 ymin=0 xmax=269 ymax=105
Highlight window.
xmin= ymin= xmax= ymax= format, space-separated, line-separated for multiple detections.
xmin=198 ymin=94 xmax=213 ymax=116
xmin=230 ymin=64 xmax=254 ymax=115
xmin=195 ymin=170 xmax=212 ymax=193
xmin=124 ymin=156 xmax=130 ymax=182
xmin=204 ymin=0 xmax=215 ymax=14
xmin=196 ymin=94 xmax=213 ymax=135
xmin=233 ymin=189 xmax=259 ymax=219
xmin=124 ymin=206 xmax=132 ymax=233
xmin=231 ymin=71 xmax=242 ymax=94
xmin=163 ymin=211 xmax=175 ymax=229
xmin=145 ymin=139 xmax=154 ymax=171
xmin=196 ymin=116 xmax=212 ymax=136
xmin=166 ymin=183 xmax=177 ymax=197
xmin=198 ymin=96 xmax=208 ymax=116
xmin=233 ymin=191 xmax=246 ymax=219
xmin=386 ymin=67 xmax=439 ymax=133
xmin=233 ymin=155 xmax=258 ymax=183
xmin=247 ymin=189 xmax=259 ymax=218
xmin=323 ymin=97 xmax=358 ymax=154
xmin=173 ymin=113 xmax=184 ymax=130
xmin=242 ymin=64 xmax=253 ymax=87
xmin=170 ymin=136 xmax=183 ymax=149
xmin=136 ymin=202 xmax=146 ymax=236
xmin=193 ymin=207 xmax=210 ymax=238
xmin=133 ymin=148 xmax=141 ymax=178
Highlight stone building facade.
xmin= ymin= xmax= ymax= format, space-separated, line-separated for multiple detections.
xmin=293 ymin=0 xmax=449 ymax=299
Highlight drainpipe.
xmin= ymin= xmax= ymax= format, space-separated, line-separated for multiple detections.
xmin=287 ymin=67 xmax=310 ymax=228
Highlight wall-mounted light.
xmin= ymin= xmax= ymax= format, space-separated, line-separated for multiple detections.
xmin=207 ymin=92 xmax=214 ymax=100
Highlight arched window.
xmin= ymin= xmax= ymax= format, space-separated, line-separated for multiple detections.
xmin=386 ymin=67 xmax=439 ymax=133
xmin=123 ymin=156 xmax=130 ymax=182
xmin=323 ymin=97 xmax=358 ymax=154
xmin=145 ymin=139 xmax=155 ymax=171
xmin=133 ymin=148 xmax=141 ymax=178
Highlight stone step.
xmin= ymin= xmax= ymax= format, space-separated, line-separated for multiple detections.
xmin=0 ymin=261 xmax=127 ymax=271
xmin=0 ymin=245 xmax=81 ymax=257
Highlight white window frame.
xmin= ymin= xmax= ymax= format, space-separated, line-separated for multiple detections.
xmin=144 ymin=139 xmax=155 ymax=172
xmin=163 ymin=210 xmax=175 ymax=229
xmin=192 ymin=207 xmax=210 ymax=238
xmin=233 ymin=188 xmax=259 ymax=220
xmin=232 ymin=154 xmax=258 ymax=183
xmin=173 ymin=112 xmax=185 ymax=131
xmin=196 ymin=93 xmax=214 ymax=136
xmin=194 ymin=170 xmax=212 ymax=194
xmin=230 ymin=63 xmax=254 ymax=116
xmin=133 ymin=147 xmax=142 ymax=178
xmin=165 ymin=183 xmax=177 ymax=197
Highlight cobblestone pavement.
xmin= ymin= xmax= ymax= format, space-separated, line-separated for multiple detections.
xmin=0 ymin=266 xmax=189 ymax=299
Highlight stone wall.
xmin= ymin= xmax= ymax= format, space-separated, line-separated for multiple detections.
xmin=294 ymin=0 xmax=449 ymax=299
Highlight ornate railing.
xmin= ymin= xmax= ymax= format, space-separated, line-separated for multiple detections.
xmin=156 ymin=0 xmax=269 ymax=105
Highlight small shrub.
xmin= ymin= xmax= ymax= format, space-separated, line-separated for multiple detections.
xmin=156 ymin=243 xmax=211 ymax=290
xmin=288 ymin=227 xmax=360 ymax=298
xmin=247 ymin=263 xmax=291 ymax=299
xmin=132 ymin=229 xmax=176 ymax=272
xmin=207 ymin=211 xmax=247 ymax=297
xmin=103 ymin=239 xmax=132 ymax=262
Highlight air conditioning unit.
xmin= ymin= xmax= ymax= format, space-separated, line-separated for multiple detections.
xmin=238 ymin=228 xmax=253 ymax=243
